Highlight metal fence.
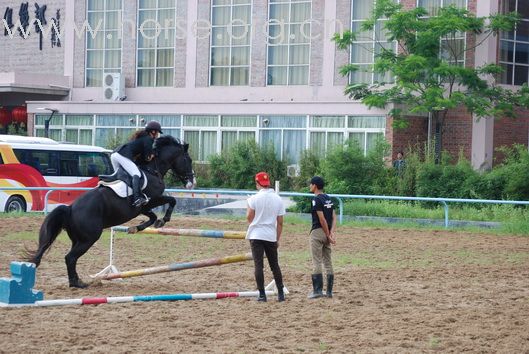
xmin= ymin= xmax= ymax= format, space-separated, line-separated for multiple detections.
xmin=1 ymin=186 xmax=528 ymax=228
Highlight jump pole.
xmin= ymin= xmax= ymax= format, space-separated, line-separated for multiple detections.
xmin=1 ymin=281 xmax=287 ymax=308
xmin=97 ymin=253 xmax=254 ymax=280
xmin=112 ymin=225 xmax=246 ymax=239
xmin=91 ymin=226 xmax=247 ymax=278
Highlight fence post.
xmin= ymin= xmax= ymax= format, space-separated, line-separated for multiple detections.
xmin=442 ymin=201 xmax=449 ymax=228
xmin=338 ymin=197 xmax=343 ymax=225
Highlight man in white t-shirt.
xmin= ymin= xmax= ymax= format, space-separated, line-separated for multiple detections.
xmin=246 ymin=171 xmax=286 ymax=302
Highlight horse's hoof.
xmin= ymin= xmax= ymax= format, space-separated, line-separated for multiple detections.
xmin=69 ymin=280 xmax=89 ymax=288
xmin=128 ymin=226 xmax=138 ymax=234
xmin=154 ymin=220 xmax=165 ymax=228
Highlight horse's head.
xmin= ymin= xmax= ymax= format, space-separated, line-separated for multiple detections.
xmin=154 ymin=136 xmax=196 ymax=189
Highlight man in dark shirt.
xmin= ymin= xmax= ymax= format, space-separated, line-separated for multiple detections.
xmin=308 ymin=176 xmax=337 ymax=299
xmin=393 ymin=151 xmax=405 ymax=176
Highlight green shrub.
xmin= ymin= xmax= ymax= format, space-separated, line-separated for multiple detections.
xmin=291 ymin=149 xmax=320 ymax=191
xmin=320 ymin=139 xmax=389 ymax=195
xmin=206 ymin=140 xmax=288 ymax=190
xmin=492 ymin=145 xmax=529 ymax=200
xmin=290 ymin=150 xmax=321 ymax=213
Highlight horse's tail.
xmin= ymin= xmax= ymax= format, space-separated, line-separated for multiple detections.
xmin=25 ymin=205 xmax=71 ymax=267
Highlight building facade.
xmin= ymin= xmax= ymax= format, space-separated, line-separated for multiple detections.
xmin=0 ymin=0 xmax=528 ymax=169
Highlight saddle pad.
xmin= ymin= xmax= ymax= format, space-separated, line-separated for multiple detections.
xmin=98 ymin=172 xmax=148 ymax=198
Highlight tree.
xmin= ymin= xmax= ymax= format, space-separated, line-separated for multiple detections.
xmin=333 ymin=0 xmax=527 ymax=161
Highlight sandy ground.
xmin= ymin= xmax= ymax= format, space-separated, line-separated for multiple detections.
xmin=0 ymin=215 xmax=528 ymax=353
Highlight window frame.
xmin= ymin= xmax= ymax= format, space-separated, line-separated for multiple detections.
xmin=266 ymin=0 xmax=312 ymax=86
xmin=85 ymin=0 xmax=124 ymax=87
xmin=136 ymin=0 xmax=178 ymax=87
xmin=209 ymin=0 xmax=253 ymax=86
xmin=498 ymin=0 xmax=529 ymax=85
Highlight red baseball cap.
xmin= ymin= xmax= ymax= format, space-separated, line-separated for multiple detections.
xmin=255 ymin=172 xmax=271 ymax=187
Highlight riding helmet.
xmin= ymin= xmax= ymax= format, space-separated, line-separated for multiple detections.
xmin=145 ymin=120 xmax=163 ymax=134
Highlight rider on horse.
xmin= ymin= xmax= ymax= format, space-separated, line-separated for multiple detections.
xmin=110 ymin=120 xmax=163 ymax=207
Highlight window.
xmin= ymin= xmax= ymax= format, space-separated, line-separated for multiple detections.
xmin=417 ymin=0 xmax=466 ymax=15
xmin=65 ymin=115 xmax=94 ymax=145
xmin=78 ymin=152 xmax=113 ymax=177
xmin=210 ymin=0 xmax=252 ymax=86
xmin=309 ymin=116 xmax=345 ymax=156
xmin=417 ymin=0 xmax=467 ymax=66
xmin=499 ymin=0 xmax=529 ymax=85
xmin=350 ymin=0 xmax=397 ymax=84
xmin=35 ymin=114 xmax=63 ymax=141
xmin=95 ymin=115 xmax=137 ymax=148
xmin=259 ymin=116 xmax=306 ymax=163
xmin=183 ymin=115 xmax=219 ymax=162
xmin=308 ymin=116 xmax=386 ymax=156
xmin=139 ymin=115 xmax=182 ymax=138
xmin=220 ymin=115 xmax=256 ymax=152
xmin=267 ymin=0 xmax=311 ymax=85
xmin=13 ymin=149 xmax=112 ymax=177
xmin=13 ymin=149 xmax=58 ymax=176
xmin=86 ymin=0 xmax=122 ymax=87
xmin=137 ymin=0 xmax=177 ymax=87
xmin=347 ymin=116 xmax=386 ymax=155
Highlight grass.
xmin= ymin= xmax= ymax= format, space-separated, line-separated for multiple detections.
xmin=342 ymin=200 xmax=529 ymax=222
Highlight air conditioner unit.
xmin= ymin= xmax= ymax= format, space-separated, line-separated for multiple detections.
xmin=287 ymin=164 xmax=300 ymax=177
xmin=102 ymin=72 xmax=125 ymax=101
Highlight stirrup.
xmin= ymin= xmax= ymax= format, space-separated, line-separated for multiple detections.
xmin=132 ymin=198 xmax=147 ymax=207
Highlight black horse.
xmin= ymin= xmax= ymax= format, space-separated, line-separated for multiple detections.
xmin=26 ymin=135 xmax=195 ymax=288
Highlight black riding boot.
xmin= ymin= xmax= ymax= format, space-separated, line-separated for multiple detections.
xmin=132 ymin=175 xmax=146 ymax=207
xmin=277 ymin=285 xmax=285 ymax=302
xmin=257 ymin=288 xmax=267 ymax=302
xmin=308 ymin=274 xmax=324 ymax=299
xmin=326 ymin=274 xmax=334 ymax=298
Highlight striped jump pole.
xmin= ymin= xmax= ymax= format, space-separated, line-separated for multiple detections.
xmin=97 ymin=253 xmax=254 ymax=281
xmin=11 ymin=290 xmax=278 ymax=307
xmin=0 ymin=280 xmax=286 ymax=308
xmin=112 ymin=225 xmax=246 ymax=239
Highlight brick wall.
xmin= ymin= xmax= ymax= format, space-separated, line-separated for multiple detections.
xmin=0 ymin=0 xmax=65 ymax=75
xmin=72 ymin=0 xmax=85 ymax=88
xmin=387 ymin=109 xmax=475 ymax=162
xmin=493 ymin=109 xmax=529 ymax=165
xmin=250 ymin=0 xmax=268 ymax=87
xmin=442 ymin=108 xmax=473 ymax=161
xmin=333 ymin=0 xmax=350 ymax=86
xmin=386 ymin=115 xmax=429 ymax=159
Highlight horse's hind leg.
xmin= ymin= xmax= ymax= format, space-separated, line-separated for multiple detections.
xmin=65 ymin=234 xmax=100 ymax=288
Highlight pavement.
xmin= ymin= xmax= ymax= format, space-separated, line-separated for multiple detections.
xmin=199 ymin=197 xmax=295 ymax=216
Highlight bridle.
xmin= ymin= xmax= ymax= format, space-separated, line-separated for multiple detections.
xmin=151 ymin=141 xmax=194 ymax=185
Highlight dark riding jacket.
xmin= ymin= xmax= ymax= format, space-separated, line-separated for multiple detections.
xmin=115 ymin=135 xmax=155 ymax=163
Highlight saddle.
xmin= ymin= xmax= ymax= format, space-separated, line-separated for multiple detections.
xmin=98 ymin=168 xmax=148 ymax=200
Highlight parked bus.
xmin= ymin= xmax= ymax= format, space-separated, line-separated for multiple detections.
xmin=0 ymin=135 xmax=112 ymax=212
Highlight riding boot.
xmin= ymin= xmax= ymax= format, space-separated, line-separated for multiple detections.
xmin=132 ymin=175 xmax=146 ymax=207
xmin=308 ymin=274 xmax=324 ymax=299
xmin=257 ymin=288 xmax=267 ymax=302
xmin=326 ymin=274 xmax=334 ymax=298
xmin=277 ymin=286 xmax=285 ymax=302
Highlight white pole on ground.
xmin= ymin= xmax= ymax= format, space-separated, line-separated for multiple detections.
xmin=90 ymin=228 xmax=120 ymax=278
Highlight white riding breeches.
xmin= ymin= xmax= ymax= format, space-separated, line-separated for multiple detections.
xmin=111 ymin=152 xmax=141 ymax=177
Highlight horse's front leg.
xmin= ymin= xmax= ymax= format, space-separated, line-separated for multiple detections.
xmin=153 ymin=195 xmax=177 ymax=228
xmin=128 ymin=210 xmax=157 ymax=233
xmin=129 ymin=195 xmax=176 ymax=232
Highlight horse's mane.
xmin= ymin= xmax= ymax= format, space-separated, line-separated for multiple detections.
xmin=155 ymin=135 xmax=185 ymax=148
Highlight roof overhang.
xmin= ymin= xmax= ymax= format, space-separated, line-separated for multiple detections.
xmin=0 ymin=72 xmax=70 ymax=97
